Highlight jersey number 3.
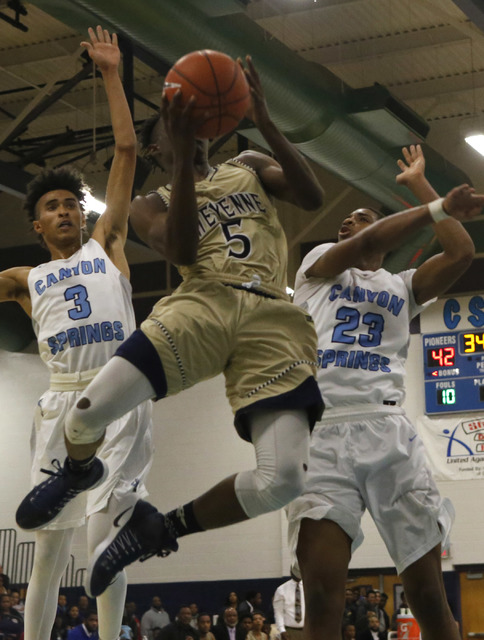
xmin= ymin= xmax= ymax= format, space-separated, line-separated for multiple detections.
xmin=332 ymin=306 xmax=384 ymax=347
xmin=65 ymin=284 xmax=92 ymax=320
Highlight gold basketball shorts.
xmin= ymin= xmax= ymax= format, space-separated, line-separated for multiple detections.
xmin=120 ymin=278 xmax=323 ymax=440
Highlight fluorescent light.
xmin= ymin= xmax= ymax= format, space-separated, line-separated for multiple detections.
xmin=465 ymin=134 xmax=484 ymax=156
xmin=83 ymin=191 xmax=106 ymax=214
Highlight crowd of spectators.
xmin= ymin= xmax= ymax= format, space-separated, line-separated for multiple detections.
xmin=0 ymin=563 xmax=448 ymax=640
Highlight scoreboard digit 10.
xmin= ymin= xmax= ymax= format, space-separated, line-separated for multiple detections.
xmin=423 ymin=330 xmax=484 ymax=414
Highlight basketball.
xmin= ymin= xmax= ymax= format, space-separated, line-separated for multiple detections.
xmin=163 ymin=50 xmax=251 ymax=139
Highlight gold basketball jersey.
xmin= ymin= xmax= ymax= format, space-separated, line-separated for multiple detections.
xmin=156 ymin=158 xmax=289 ymax=298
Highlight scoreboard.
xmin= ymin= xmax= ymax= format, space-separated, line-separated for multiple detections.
xmin=423 ymin=330 xmax=484 ymax=415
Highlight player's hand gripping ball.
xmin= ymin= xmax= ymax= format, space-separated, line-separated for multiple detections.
xmin=163 ymin=49 xmax=250 ymax=139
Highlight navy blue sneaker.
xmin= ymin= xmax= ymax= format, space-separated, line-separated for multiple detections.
xmin=16 ymin=457 xmax=107 ymax=530
xmin=86 ymin=499 xmax=178 ymax=597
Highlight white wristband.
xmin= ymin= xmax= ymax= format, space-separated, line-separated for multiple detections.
xmin=428 ymin=197 xmax=450 ymax=223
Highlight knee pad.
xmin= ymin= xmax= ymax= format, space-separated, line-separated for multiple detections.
xmin=235 ymin=460 xmax=306 ymax=519
xmin=65 ymin=398 xmax=106 ymax=445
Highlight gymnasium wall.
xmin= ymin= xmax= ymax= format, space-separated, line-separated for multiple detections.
xmin=0 ymin=292 xmax=483 ymax=586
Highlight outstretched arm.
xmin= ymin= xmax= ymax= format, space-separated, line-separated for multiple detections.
xmin=396 ymin=145 xmax=477 ymax=303
xmin=87 ymin=26 xmax=137 ymax=277
xmin=0 ymin=267 xmax=32 ymax=316
xmin=130 ymin=92 xmax=200 ymax=265
xmin=307 ymin=185 xmax=483 ymax=283
xmin=237 ymin=56 xmax=324 ymax=211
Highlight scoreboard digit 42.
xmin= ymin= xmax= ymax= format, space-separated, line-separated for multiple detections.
xmin=423 ymin=330 xmax=484 ymax=414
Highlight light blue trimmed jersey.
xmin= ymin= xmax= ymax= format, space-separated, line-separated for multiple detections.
xmin=28 ymin=238 xmax=135 ymax=374
xmin=295 ymin=243 xmax=434 ymax=408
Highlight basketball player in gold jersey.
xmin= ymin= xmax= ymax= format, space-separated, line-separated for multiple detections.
xmin=18 ymin=55 xmax=325 ymax=597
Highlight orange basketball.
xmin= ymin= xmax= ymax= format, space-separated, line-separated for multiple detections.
xmin=163 ymin=50 xmax=251 ymax=139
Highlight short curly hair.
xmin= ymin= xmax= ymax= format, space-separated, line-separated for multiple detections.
xmin=24 ymin=166 xmax=89 ymax=222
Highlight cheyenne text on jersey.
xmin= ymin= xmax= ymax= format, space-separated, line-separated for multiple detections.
xmin=198 ymin=191 xmax=266 ymax=238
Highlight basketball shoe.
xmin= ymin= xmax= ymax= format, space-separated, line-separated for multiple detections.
xmin=86 ymin=499 xmax=178 ymax=597
xmin=16 ymin=456 xmax=107 ymax=530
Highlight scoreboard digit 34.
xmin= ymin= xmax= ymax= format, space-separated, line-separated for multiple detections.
xmin=423 ymin=330 xmax=484 ymax=414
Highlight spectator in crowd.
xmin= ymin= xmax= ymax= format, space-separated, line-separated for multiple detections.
xmin=239 ymin=614 xmax=253 ymax=635
xmin=57 ymin=594 xmax=68 ymax=618
xmin=189 ymin=604 xmax=199 ymax=630
xmin=1 ymin=594 xmax=23 ymax=626
xmin=78 ymin=596 xmax=90 ymax=621
xmin=343 ymin=624 xmax=356 ymax=640
xmin=64 ymin=605 xmax=83 ymax=633
xmin=141 ymin=597 xmax=170 ymax=640
xmin=120 ymin=615 xmax=134 ymax=640
xmin=379 ymin=593 xmax=389 ymax=612
xmin=197 ymin=613 xmax=215 ymax=640
xmin=50 ymin=613 xmax=65 ymax=640
xmin=273 ymin=572 xmax=305 ymax=639
xmin=238 ymin=593 xmax=262 ymax=619
xmin=220 ymin=593 xmax=239 ymax=620
xmin=374 ymin=592 xmax=389 ymax=633
xmin=0 ymin=593 xmax=23 ymax=639
xmin=213 ymin=608 xmax=246 ymax=640
xmin=357 ymin=616 xmax=385 ymax=640
xmin=0 ymin=565 xmax=10 ymax=591
xmin=262 ymin=620 xmax=277 ymax=640
xmin=246 ymin=612 xmax=267 ymax=640
xmin=356 ymin=591 xmax=378 ymax=635
xmin=343 ymin=588 xmax=357 ymax=627
xmin=10 ymin=590 xmax=24 ymax=617
xmin=67 ymin=610 xmax=99 ymax=640
xmin=125 ymin=601 xmax=142 ymax=640
xmin=159 ymin=605 xmax=199 ymax=640
xmin=0 ymin=575 xmax=8 ymax=596
xmin=227 ymin=594 xmax=239 ymax=610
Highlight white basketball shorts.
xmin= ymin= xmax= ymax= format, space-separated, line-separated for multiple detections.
xmin=287 ymin=404 xmax=454 ymax=574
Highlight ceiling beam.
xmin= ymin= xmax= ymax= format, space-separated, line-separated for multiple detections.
xmin=391 ymin=69 xmax=484 ymax=102
xmin=452 ymin=0 xmax=484 ymax=32
xmin=0 ymin=36 xmax=80 ymax=67
xmin=17 ymin=129 xmax=77 ymax=167
xmin=0 ymin=46 xmax=87 ymax=149
xmin=248 ymin=0 xmax=362 ymax=20
xmin=299 ymin=24 xmax=467 ymax=65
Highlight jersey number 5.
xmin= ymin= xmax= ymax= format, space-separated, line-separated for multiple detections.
xmin=332 ymin=306 xmax=384 ymax=347
xmin=221 ymin=221 xmax=251 ymax=259
xmin=65 ymin=284 xmax=92 ymax=320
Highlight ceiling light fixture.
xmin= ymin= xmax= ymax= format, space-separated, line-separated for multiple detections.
xmin=465 ymin=134 xmax=484 ymax=157
xmin=83 ymin=192 xmax=106 ymax=214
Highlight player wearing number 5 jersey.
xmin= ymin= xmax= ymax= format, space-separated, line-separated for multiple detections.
xmin=17 ymin=56 xmax=325 ymax=597
xmin=3 ymin=27 xmax=152 ymax=640
xmin=288 ymin=145 xmax=484 ymax=640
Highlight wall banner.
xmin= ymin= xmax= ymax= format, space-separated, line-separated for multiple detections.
xmin=416 ymin=415 xmax=484 ymax=480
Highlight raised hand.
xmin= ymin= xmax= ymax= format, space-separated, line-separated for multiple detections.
xmin=81 ymin=26 xmax=120 ymax=73
xmin=443 ymin=184 xmax=484 ymax=221
xmin=239 ymin=55 xmax=270 ymax=126
xmin=396 ymin=144 xmax=425 ymax=186
xmin=160 ymin=90 xmax=200 ymax=161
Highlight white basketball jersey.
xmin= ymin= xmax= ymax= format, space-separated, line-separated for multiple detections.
xmin=29 ymin=238 xmax=135 ymax=374
xmin=294 ymin=243 xmax=433 ymax=408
